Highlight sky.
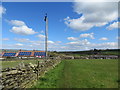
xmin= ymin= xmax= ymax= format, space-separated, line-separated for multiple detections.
xmin=1 ymin=1 xmax=119 ymax=51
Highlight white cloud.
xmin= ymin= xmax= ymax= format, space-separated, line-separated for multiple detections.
xmin=67 ymin=37 xmax=78 ymax=41
xmin=74 ymin=0 xmax=119 ymax=2
xmin=90 ymin=42 xmax=117 ymax=49
xmin=14 ymin=38 xmax=30 ymax=42
xmin=36 ymin=34 xmax=45 ymax=39
xmin=40 ymin=30 xmax=44 ymax=33
xmin=10 ymin=20 xmax=25 ymax=26
xmin=2 ymin=40 xmax=118 ymax=51
xmin=48 ymin=40 xmax=54 ymax=44
xmin=10 ymin=20 xmax=37 ymax=35
xmin=2 ymin=39 xmax=61 ymax=50
xmin=99 ymin=37 xmax=108 ymax=41
xmin=80 ymin=33 xmax=95 ymax=39
xmin=66 ymin=39 xmax=90 ymax=46
xmin=29 ymin=45 xmax=33 ymax=47
xmin=73 ymin=1 xmax=118 ymax=22
xmin=11 ymin=26 xmax=37 ymax=35
xmin=15 ymin=43 xmax=23 ymax=46
xmin=65 ymin=40 xmax=117 ymax=51
xmin=64 ymin=2 xmax=118 ymax=31
xmin=64 ymin=16 xmax=93 ymax=31
xmin=2 ymin=38 xmax=9 ymax=41
xmin=107 ymin=22 xmax=120 ymax=30
xmin=56 ymin=41 xmax=62 ymax=43
xmin=0 ymin=6 xmax=6 ymax=14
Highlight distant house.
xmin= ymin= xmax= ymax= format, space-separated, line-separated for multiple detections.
xmin=89 ymin=55 xmax=118 ymax=59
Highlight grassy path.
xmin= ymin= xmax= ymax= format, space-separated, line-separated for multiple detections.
xmin=33 ymin=59 xmax=118 ymax=88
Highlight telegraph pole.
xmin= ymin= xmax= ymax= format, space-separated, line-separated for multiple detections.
xmin=44 ymin=13 xmax=48 ymax=61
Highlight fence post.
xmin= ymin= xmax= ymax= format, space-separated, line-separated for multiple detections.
xmin=37 ymin=59 xmax=39 ymax=80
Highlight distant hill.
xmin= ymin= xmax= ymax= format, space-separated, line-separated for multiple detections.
xmin=57 ymin=49 xmax=119 ymax=56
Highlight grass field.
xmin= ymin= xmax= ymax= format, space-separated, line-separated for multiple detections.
xmin=1 ymin=59 xmax=43 ymax=69
xmin=33 ymin=59 xmax=118 ymax=88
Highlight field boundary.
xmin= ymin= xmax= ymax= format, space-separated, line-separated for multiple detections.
xmin=1 ymin=59 xmax=61 ymax=89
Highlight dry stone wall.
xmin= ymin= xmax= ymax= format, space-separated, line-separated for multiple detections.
xmin=0 ymin=59 xmax=61 ymax=89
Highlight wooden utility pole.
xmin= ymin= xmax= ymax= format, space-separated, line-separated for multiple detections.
xmin=44 ymin=13 xmax=48 ymax=61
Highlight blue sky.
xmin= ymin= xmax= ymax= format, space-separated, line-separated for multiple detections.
xmin=1 ymin=1 xmax=119 ymax=51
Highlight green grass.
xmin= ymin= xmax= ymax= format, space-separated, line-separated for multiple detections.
xmin=33 ymin=59 xmax=118 ymax=88
xmin=32 ymin=61 xmax=64 ymax=88
xmin=1 ymin=59 xmax=43 ymax=69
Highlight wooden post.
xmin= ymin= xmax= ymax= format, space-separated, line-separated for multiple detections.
xmin=45 ymin=13 xmax=48 ymax=61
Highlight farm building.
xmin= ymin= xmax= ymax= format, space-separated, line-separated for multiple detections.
xmin=0 ymin=53 xmax=2 ymax=57
xmin=1 ymin=50 xmax=46 ymax=58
